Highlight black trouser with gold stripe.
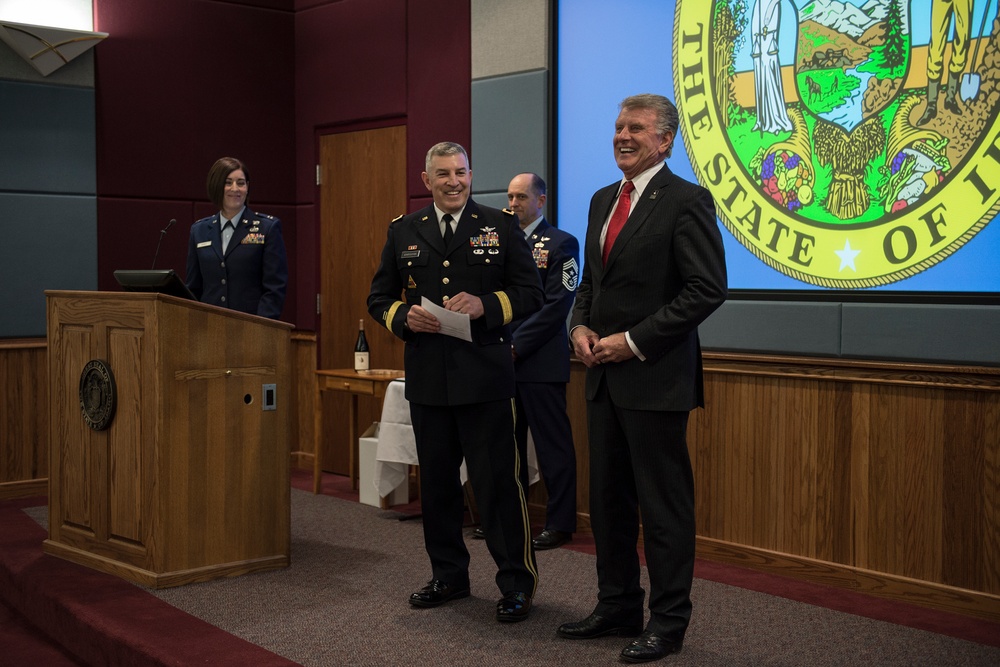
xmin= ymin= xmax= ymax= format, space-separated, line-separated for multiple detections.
xmin=410 ymin=398 xmax=538 ymax=596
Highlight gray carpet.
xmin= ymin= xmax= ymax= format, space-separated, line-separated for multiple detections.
xmin=25 ymin=491 xmax=1000 ymax=666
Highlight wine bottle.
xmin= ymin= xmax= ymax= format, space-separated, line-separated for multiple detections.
xmin=354 ymin=319 xmax=370 ymax=371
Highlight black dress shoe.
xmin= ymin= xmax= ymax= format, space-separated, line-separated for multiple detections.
xmin=620 ymin=630 xmax=684 ymax=663
xmin=495 ymin=591 xmax=531 ymax=622
xmin=408 ymin=579 xmax=470 ymax=608
xmin=557 ymin=612 xmax=643 ymax=639
xmin=471 ymin=527 xmax=485 ymax=539
xmin=532 ymin=529 xmax=571 ymax=550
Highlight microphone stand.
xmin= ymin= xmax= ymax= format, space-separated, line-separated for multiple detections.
xmin=151 ymin=219 xmax=176 ymax=269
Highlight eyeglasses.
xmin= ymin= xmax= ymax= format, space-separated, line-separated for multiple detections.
xmin=225 ymin=179 xmax=248 ymax=188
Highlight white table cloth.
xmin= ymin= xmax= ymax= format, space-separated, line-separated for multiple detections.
xmin=372 ymin=379 xmax=539 ymax=499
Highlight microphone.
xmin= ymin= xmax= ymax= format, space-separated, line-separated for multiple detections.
xmin=151 ymin=219 xmax=177 ymax=269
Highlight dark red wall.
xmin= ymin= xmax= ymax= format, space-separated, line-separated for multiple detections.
xmin=293 ymin=0 xmax=407 ymax=204
xmin=404 ymin=0 xmax=471 ymax=203
xmin=93 ymin=0 xmax=471 ymax=330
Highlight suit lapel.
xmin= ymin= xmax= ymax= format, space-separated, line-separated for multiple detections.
xmin=604 ymin=164 xmax=673 ymax=268
xmin=452 ymin=201 xmax=482 ymax=255
xmin=207 ymin=213 xmax=224 ymax=259
xmin=414 ymin=205 xmax=446 ymax=254
xmin=415 ymin=200 xmax=486 ymax=257
xmin=588 ymin=186 xmax=618 ymax=274
xmin=532 ymin=218 xmax=552 ymax=239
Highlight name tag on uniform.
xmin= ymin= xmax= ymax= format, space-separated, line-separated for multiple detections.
xmin=197 ymin=241 xmax=212 ymax=248
xmin=401 ymin=250 xmax=420 ymax=258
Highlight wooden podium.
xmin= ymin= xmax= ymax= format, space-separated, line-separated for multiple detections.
xmin=43 ymin=291 xmax=292 ymax=588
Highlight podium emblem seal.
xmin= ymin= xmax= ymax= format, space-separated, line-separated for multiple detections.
xmin=79 ymin=359 xmax=116 ymax=431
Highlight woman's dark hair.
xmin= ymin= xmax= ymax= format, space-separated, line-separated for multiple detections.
xmin=206 ymin=157 xmax=250 ymax=210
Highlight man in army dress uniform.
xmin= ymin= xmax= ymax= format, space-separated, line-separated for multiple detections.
xmin=368 ymin=142 xmax=542 ymax=623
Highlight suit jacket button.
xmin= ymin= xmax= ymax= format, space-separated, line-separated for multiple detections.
xmin=443 ymin=277 xmax=450 ymax=285
xmin=443 ymin=260 xmax=450 ymax=267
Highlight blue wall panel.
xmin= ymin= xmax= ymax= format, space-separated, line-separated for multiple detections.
xmin=1 ymin=193 xmax=98 ymax=337
xmin=700 ymin=301 xmax=843 ymax=357
xmin=0 ymin=80 xmax=96 ymax=195
xmin=474 ymin=192 xmax=509 ymax=211
xmin=0 ymin=72 xmax=98 ymax=338
xmin=471 ymin=70 xmax=548 ymax=195
xmin=841 ymin=304 xmax=1000 ymax=366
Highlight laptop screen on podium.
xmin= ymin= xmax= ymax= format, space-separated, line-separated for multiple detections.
xmin=113 ymin=269 xmax=196 ymax=301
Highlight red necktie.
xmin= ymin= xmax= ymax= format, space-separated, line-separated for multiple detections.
xmin=602 ymin=180 xmax=635 ymax=265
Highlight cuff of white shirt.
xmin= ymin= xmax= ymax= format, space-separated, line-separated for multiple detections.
xmin=625 ymin=331 xmax=646 ymax=362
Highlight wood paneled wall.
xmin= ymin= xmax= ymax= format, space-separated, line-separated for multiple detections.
xmin=0 ymin=339 xmax=47 ymax=499
xmin=690 ymin=353 xmax=1000 ymax=621
xmin=290 ymin=332 xmax=318 ymax=470
xmin=4 ymin=338 xmax=998 ymax=619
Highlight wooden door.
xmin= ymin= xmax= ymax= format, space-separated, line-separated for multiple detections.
xmin=317 ymin=126 xmax=407 ymax=475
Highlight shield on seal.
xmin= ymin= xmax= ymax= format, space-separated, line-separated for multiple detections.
xmin=788 ymin=0 xmax=912 ymax=219
xmin=793 ymin=0 xmax=910 ymax=131
xmin=680 ymin=1 xmax=997 ymax=287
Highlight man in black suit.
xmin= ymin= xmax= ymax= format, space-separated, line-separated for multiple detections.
xmin=507 ymin=172 xmax=579 ymax=550
xmin=368 ymin=142 xmax=542 ymax=623
xmin=558 ymin=95 xmax=727 ymax=662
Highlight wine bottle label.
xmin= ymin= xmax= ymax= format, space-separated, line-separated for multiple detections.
xmin=355 ymin=352 xmax=370 ymax=371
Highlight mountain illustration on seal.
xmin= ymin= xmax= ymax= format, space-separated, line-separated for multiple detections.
xmin=681 ymin=1 xmax=999 ymax=286
xmin=795 ymin=0 xmax=909 ymax=130
xmin=800 ymin=0 xmax=906 ymax=39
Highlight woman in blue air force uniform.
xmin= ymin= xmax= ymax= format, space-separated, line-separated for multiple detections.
xmin=185 ymin=157 xmax=287 ymax=319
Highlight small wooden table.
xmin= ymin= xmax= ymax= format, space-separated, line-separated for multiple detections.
xmin=313 ymin=368 xmax=405 ymax=494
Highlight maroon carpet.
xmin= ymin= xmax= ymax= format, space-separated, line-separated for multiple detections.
xmin=2 ymin=473 xmax=997 ymax=666
xmin=0 ymin=598 xmax=83 ymax=666
xmin=0 ymin=497 xmax=300 ymax=667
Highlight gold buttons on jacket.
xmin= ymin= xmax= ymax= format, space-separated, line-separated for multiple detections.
xmin=443 ymin=260 xmax=450 ymax=267
xmin=443 ymin=277 xmax=450 ymax=285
